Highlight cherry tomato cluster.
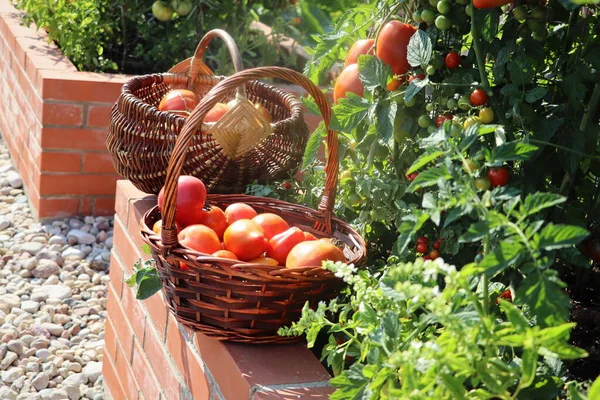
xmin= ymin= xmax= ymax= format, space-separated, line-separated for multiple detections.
xmin=416 ymin=236 xmax=442 ymax=260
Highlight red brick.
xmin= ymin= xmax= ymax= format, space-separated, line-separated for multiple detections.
xmin=86 ymin=105 xmax=112 ymax=128
xmin=113 ymin=214 xmax=142 ymax=275
xmin=104 ymin=317 xmax=118 ymax=362
xmin=142 ymin=290 xmax=168 ymax=342
xmin=39 ymin=173 xmax=119 ymax=196
xmin=106 ymin=283 xmax=134 ymax=361
xmin=253 ymin=386 xmax=334 ymax=399
xmin=102 ymin=351 xmax=126 ymax=400
xmin=115 ymin=341 xmax=140 ymax=400
xmin=93 ymin=196 xmax=116 ymax=216
xmin=40 ymin=127 xmax=107 ymax=151
xmin=39 ymin=151 xmax=81 ymax=172
xmin=121 ymin=282 xmax=147 ymax=342
xmin=109 ymin=249 xmax=125 ymax=298
xmin=42 ymin=102 xmax=83 ymax=126
xmin=39 ymin=69 xmax=127 ymax=103
xmin=131 ymin=339 xmax=163 ymax=400
xmin=82 ymin=152 xmax=115 ymax=173
xmin=115 ymin=181 xmax=155 ymax=224
xmin=37 ymin=198 xmax=80 ymax=220
xmin=79 ymin=197 xmax=92 ymax=215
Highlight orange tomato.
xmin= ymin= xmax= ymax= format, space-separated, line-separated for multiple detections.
xmin=376 ymin=21 xmax=417 ymax=77
xmin=267 ymin=227 xmax=307 ymax=265
xmin=212 ymin=250 xmax=238 ymax=260
xmin=158 ymin=89 xmax=199 ymax=116
xmin=248 ymin=256 xmax=279 ymax=266
xmin=199 ymin=206 xmax=228 ymax=239
xmin=303 ymin=231 xmax=318 ymax=241
xmin=177 ymin=224 xmax=222 ymax=255
xmin=252 ymin=213 xmax=290 ymax=240
xmin=224 ymin=203 xmax=258 ymax=225
xmin=223 ymin=219 xmax=267 ymax=261
xmin=333 ymin=64 xmax=364 ymax=104
xmin=286 ymin=240 xmax=346 ymax=268
xmin=204 ymin=103 xmax=230 ymax=123
xmin=344 ymin=38 xmax=375 ymax=67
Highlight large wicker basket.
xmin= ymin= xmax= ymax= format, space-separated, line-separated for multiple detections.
xmin=106 ymin=29 xmax=310 ymax=195
xmin=140 ymin=67 xmax=367 ymax=344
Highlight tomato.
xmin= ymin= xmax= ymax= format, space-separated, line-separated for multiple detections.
xmin=267 ymin=227 xmax=307 ymax=265
xmin=418 ymin=115 xmax=432 ymax=128
xmin=463 ymin=116 xmax=480 ymax=129
xmin=248 ymin=256 xmax=279 ymax=266
xmin=408 ymin=74 xmax=426 ymax=83
xmin=470 ymin=89 xmax=488 ymax=106
xmin=340 ymin=170 xmax=352 ymax=180
xmin=447 ymin=98 xmax=458 ymax=111
xmin=281 ymin=181 xmax=292 ymax=190
xmin=531 ymin=5 xmax=549 ymax=20
xmin=458 ymin=96 xmax=471 ymax=110
xmin=436 ymin=113 xmax=453 ymax=128
xmin=445 ymin=52 xmax=460 ymax=69
xmin=376 ymin=21 xmax=417 ymax=77
xmin=513 ymin=5 xmax=527 ymax=21
xmin=429 ymin=250 xmax=440 ymax=260
xmin=473 ymin=0 xmax=511 ymax=8
xmin=532 ymin=30 xmax=547 ymax=42
xmin=423 ymin=255 xmax=431 ymax=260
xmin=158 ymin=89 xmax=199 ymax=116
xmin=417 ymin=236 xmax=429 ymax=244
xmin=285 ymin=240 xmax=346 ymax=268
xmin=205 ymin=103 xmax=230 ymax=123
xmin=152 ymin=219 xmax=180 ymax=235
xmin=254 ymin=103 xmax=272 ymax=123
xmin=406 ymin=172 xmax=419 ymax=181
xmin=416 ymin=243 xmax=428 ymax=253
xmin=252 ymin=213 xmax=290 ymax=240
xmin=304 ymin=232 xmax=318 ymax=241
xmin=474 ymin=177 xmax=492 ymax=191
xmin=488 ymin=167 xmax=510 ymax=187
xmin=413 ymin=11 xmax=423 ymax=23
xmin=437 ymin=0 xmax=452 ymax=14
xmin=152 ymin=1 xmax=174 ymax=21
xmin=495 ymin=289 xmax=512 ymax=304
xmin=348 ymin=140 xmax=358 ymax=151
xmin=223 ymin=219 xmax=267 ymax=261
xmin=198 ymin=206 xmax=228 ymax=239
xmin=224 ymin=203 xmax=258 ymax=225
xmin=171 ymin=0 xmax=192 ymax=16
xmin=212 ymin=250 xmax=238 ymax=260
xmin=479 ymin=107 xmax=494 ymax=123
xmin=158 ymin=175 xmax=207 ymax=228
xmin=426 ymin=65 xmax=437 ymax=76
xmin=465 ymin=4 xmax=473 ymax=16
xmin=435 ymin=15 xmax=451 ymax=30
xmin=333 ymin=64 xmax=364 ymax=104
xmin=462 ymin=159 xmax=478 ymax=173
xmin=433 ymin=239 xmax=442 ymax=250
xmin=404 ymin=96 xmax=417 ymax=107
xmin=344 ymin=39 xmax=375 ymax=67
xmin=426 ymin=103 xmax=435 ymax=112
xmin=420 ymin=9 xmax=436 ymax=25
xmin=387 ymin=77 xmax=402 ymax=92
xmin=178 ymin=225 xmax=222 ymax=254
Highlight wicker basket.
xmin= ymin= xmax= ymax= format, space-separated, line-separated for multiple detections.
xmin=106 ymin=29 xmax=310 ymax=195
xmin=140 ymin=67 xmax=367 ymax=344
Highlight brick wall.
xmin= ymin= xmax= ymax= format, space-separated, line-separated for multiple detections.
xmin=104 ymin=181 xmax=334 ymax=400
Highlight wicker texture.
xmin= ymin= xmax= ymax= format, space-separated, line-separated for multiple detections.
xmin=140 ymin=67 xmax=367 ymax=343
xmin=106 ymin=29 xmax=309 ymax=195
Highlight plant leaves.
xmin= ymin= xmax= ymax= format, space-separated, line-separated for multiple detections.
xmin=358 ymin=55 xmax=390 ymax=91
xmin=490 ymin=141 xmax=539 ymax=163
xmin=589 ymin=376 xmax=600 ymax=400
xmin=127 ymin=265 xmax=162 ymax=300
xmin=406 ymin=150 xmax=444 ymax=174
xmin=525 ymin=87 xmax=548 ymax=103
xmin=404 ymin=77 xmax=430 ymax=102
xmin=480 ymin=9 xmax=501 ymax=43
xmin=301 ymin=96 xmax=321 ymax=115
xmin=407 ymin=166 xmax=452 ymax=191
xmin=537 ymin=223 xmax=588 ymax=250
xmin=376 ymin=102 xmax=397 ymax=141
xmin=521 ymin=193 xmax=566 ymax=218
xmin=441 ymin=374 xmax=466 ymax=399
xmin=516 ymin=272 xmax=570 ymax=328
xmin=330 ymin=93 xmax=370 ymax=132
xmin=479 ymin=242 xmax=523 ymax=277
xmin=141 ymin=244 xmax=152 ymax=255
xmin=508 ymin=55 xmax=535 ymax=85
xmin=302 ymin=122 xmax=326 ymax=170
xmin=407 ymin=30 xmax=432 ymax=69
xmin=520 ymin=349 xmax=537 ymax=390
xmin=459 ymin=222 xmax=491 ymax=243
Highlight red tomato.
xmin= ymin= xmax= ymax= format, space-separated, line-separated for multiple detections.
xmin=387 ymin=77 xmax=402 ymax=92
xmin=408 ymin=74 xmax=426 ymax=83
xmin=158 ymin=89 xmax=199 ymax=116
xmin=178 ymin=224 xmax=222 ymax=255
xmin=204 ymin=103 xmax=230 ymax=123
xmin=212 ymin=250 xmax=238 ymax=260
xmin=252 ymin=213 xmax=290 ymax=240
xmin=248 ymin=256 xmax=279 ymax=266
xmin=417 ymin=236 xmax=428 ymax=244
xmin=416 ymin=243 xmax=428 ymax=253
xmin=470 ymin=89 xmax=488 ymax=106
xmin=281 ymin=181 xmax=292 ymax=190
xmin=423 ymin=255 xmax=431 ymax=260
xmin=158 ymin=176 xmax=207 ymax=228
xmin=429 ymin=250 xmax=440 ymax=260
xmin=376 ymin=21 xmax=418 ymax=76
xmin=304 ymin=232 xmax=318 ymax=241
xmin=445 ymin=52 xmax=460 ymax=69
xmin=344 ymin=38 xmax=375 ymax=67
xmin=488 ymin=167 xmax=510 ymax=187
xmin=223 ymin=219 xmax=267 ymax=261
xmin=436 ymin=113 xmax=453 ymax=127
xmin=433 ymin=239 xmax=442 ymax=250
xmin=224 ymin=203 xmax=258 ymax=225
xmin=406 ymin=172 xmax=419 ymax=181
xmin=267 ymin=227 xmax=307 ymax=265
xmin=333 ymin=64 xmax=364 ymax=103
xmin=474 ymin=0 xmax=511 ymax=8
xmin=495 ymin=289 xmax=513 ymax=304
xmin=285 ymin=240 xmax=346 ymax=268
xmin=199 ymin=206 xmax=228 ymax=239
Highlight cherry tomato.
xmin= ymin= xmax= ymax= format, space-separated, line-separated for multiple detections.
xmin=513 ymin=5 xmax=527 ymax=22
xmin=426 ymin=65 xmax=437 ymax=76
xmin=433 ymin=239 xmax=441 ymax=250
xmin=340 ymin=170 xmax=351 ymax=180
xmin=418 ymin=115 xmax=432 ymax=128
xmin=407 ymin=172 xmax=419 ymax=181
xmin=416 ymin=243 xmax=428 ymax=253
xmin=447 ymin=98 xmax=458 ymax=111
xmin=421 ymin=9 xmax=436 ymax=25
xmin=417 ymin=236 xmax=429 ymax=244
xmin=437 ymin=0 xmax=452 ymax=14
xmin=474 ymin=177 xmax=491 ymax=191
xmin=458 ymin=96 xmax=471 ymax=110
xmin=495 ymin=289 xmax=512 ymax=304
xmin=423 ymin=255 xmax=431 ymax=260
xmin=479 ymin=107 xmax=494 ymax=123
xmin=281 ymin=181 xmax=292 ymax=190
xmin=473 ymin=0 xmax=511 ymax=8
xmin=445 ymin=52 xmax=460 ymax=69
xmin=436 ymin=113 xmax=453 ymax=127
xmin=470 ymin=89 xmax=488 ymax=106
xmin=435 ymin=15 xmax=452 ymax=30
xmin=426 ymin=103 xmax=435 ymax=112
xmin=413 ymin=11 xmax=423 ymax=23
xmin=488 ymin=167 xmax=510 ymax=187
xmin=465 ymin=4 xmax=473 ymax=16
xmin=429 ymin=250 xmax=440 ymax=260
xmin=463 ymin=116 xmax=479 ymax=129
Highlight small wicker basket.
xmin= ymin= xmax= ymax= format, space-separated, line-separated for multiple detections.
xmin=106 ymin=29 xmax=310 ymax=195
xmin=140 ymin=67 xmax=367 ymax=344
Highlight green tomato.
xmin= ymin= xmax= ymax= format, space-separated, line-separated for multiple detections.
xmin=531 ymin=5 xmax=548 ymax=20
xmin=426 ymin=103 xmax=435 ymax=112
xmin=404 ymin=96 xmax=417 ymax=107
xmin=429 ymin=0 xmax=439 ymax=6
xmin=465 ymin=4 xmax=472 ymax=17
xmin=426 ymin=65 xmax=437 ymax=75
xmin=450 ymin=122 xmax=461 ymax=137
xmin=437 ymin=0 xmax=452 ymax=14
xmin=421 ymin=9 xmax=436 ymax=25
xmin=427 ymin=125 xmax=436 ymax=134
xmin=438 ymin=96 xmax=449 ymax=106
xmin=474 ymin=177 xmax=491 ymax=191
xmin=413 ymin=11 xmax=423 ymax=23
xmin=512 ymin=5 xmax=527 ymax=22
xmin=458 ymin=96 xmax=470 ymax=110
xmin=531 ymin=30 xmax=547 ymax=41
xmin=435 ymin=15 xmax=452 ymax=30
xmin=447 ymin=98 xmax=458 ymax=111
xmin=418 ymin=114 xmax=432 ymax=128
xmin=528 ymin=20 xmax=545 ymax=33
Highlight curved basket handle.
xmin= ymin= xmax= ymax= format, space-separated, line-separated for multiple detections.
xmin=160 ymin=67 xmax=339 ymax=249
xmin=189 ymin=29 xmax=246 ymax=98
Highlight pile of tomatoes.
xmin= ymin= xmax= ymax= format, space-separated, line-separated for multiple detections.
xmin=153 ymin=176 xmax=347 ymax=269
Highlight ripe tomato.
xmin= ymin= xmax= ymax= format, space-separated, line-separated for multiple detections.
xmin=333 ymin=64 xmax=364 ymax=104
xmin=473 ymin=0 xmax=511 ymax=8
xmin=376 ymin=21 xmax=417 ymax=77
xmin=281 ymin=181 xmax=292 ymax=190
xmin=252 ymin=213 xmax=290 ymax=240
xmin=416 ymin=243 xmax=428 ymax=253
xmin=205 ymin=103 xmax=230 ymax=122
xmin=387 ymin=77 xmax=402 ymax=92
xmin=304 ymin=231 xmax=318 ymax=241
xmin=495 ymin=289 xmax=512 ymax=304
xmin=198 ymin=206 xmax=228 ymax=239
xmin=178 ymin=225 xmax=222 ymax=254
xmin=406 ymin=172 xmax=419 ymax=181
xmin=429 ymin=250 xmax=440 ymax=260
xmin=436 ymin=113 xmax=453 ymax=127
xmin=158 ymin=176 xmax=207 ymax=228
xmin=488 ymin=167 xmax=510 ymax=187
xmin=344 ymin=38 xmax=375 ymax=67
xmin=433 ymin=239 xmax=442 ymax=250
xmin=267 ymin=227 xmax=307 ymax=265
xmin=152 ymin=219 xmax=180 ymax=235
xmin=212 ymin=250 xmax=238 ymax=260
xmin=223 ymin=219 xmax=267 ymax=261
xmin=423 ymin=255 xmax=431 ymax=260
xmin=248 ymin=256 xmax=279 ymax=266
xmin=479 ymin=107 xmax=494 ymax=123
xmin=474 ymin=177 xmax=492 ymax=191
xmin=158 ymin=89 xmax=199 ymax=116
xmin=470 ymin=89 xmax=488 ymax=106
xmin=417 ymin=236 xmax=428 ymax=244
xmin=445 ymin=52 xmax=460 ymax=69
xmin=224 ymin=203 xmax=258 ymax=225
xmin=285 ymin=240 xmax=346 ymax=268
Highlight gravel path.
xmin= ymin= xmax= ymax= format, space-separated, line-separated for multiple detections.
xmin=0 ymin=141 xmax=111 ymax=400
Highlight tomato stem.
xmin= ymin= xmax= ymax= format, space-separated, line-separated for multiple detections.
xmin=482 ymin=234 xmax=491 ymax=316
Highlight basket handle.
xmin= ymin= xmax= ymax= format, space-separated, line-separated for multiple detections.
xmin=189 ymin=29 xmax=246 ymax=98
xmin=160 ymin=67 xmax=339 ymax=249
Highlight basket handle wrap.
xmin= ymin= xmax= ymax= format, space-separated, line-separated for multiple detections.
xmin=160 ymin=67 xmax=339 ymax=249
xmin=189 ymin=29 xmax=246 ymax=98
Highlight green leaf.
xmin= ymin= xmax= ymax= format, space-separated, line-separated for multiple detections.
xmin=330 ymin=364 xmax=370 ymax=400
xmin=480 ymin=9 xmax=501 ymax=43
xmin=358 ymin=55 xmax=390 ymax=91
xmin=508 ymin=55 xmax=535 ymax=85
xmin=521 ymin=193 xmax=566 ymax=218
xmin=128 ymin=266 xmax=162 ymax=300
xmin=490 ymin=141 xmax=539 ymax=163
xmin=520 ymin=349 xmax=537 ymax=390
xmin=404 ymin=77 xmax=430 ymax=102
xmin=407 ymin=166 xmax=452 ymax=191
xmin=589 ymin=376 xmax=600 ymax=399
xmin=302 ymin=122 xmax=326 ymax=170
xmin=516 ymin=273 xmax=570 ymax=327
xmin=441 ymin=374 xmax=466 ymax=399
xmin=301 ymin=96 xmax=321 ymax=115
xmin=537 ymin=224 xmax=588 ymax=250
xmin=541 ymin=342 xmax=589 ymax=360
xmin=525 ymin=87 xmax=548 ymax=103
xmin=459 ymin=222 xmax=491 ymax=243
xmin=537 ymin=323 xmax=575 ymax=345
xmin=376 ymin=102 xmax=397 ymax=141
xmin=330 ymin=94 xmax=370 ymax=132
xmin=406 ymin=30 xmax=432 ymax=69
xmin=479 ymin=242 xmax=522 ymax=277
xmin=141 ymin=244 xmax=152 ymax=255
xmin=406 ymin=150 xmax=444 ymax=174
xmin=498 ymin=299 xmax=529 ymax=333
